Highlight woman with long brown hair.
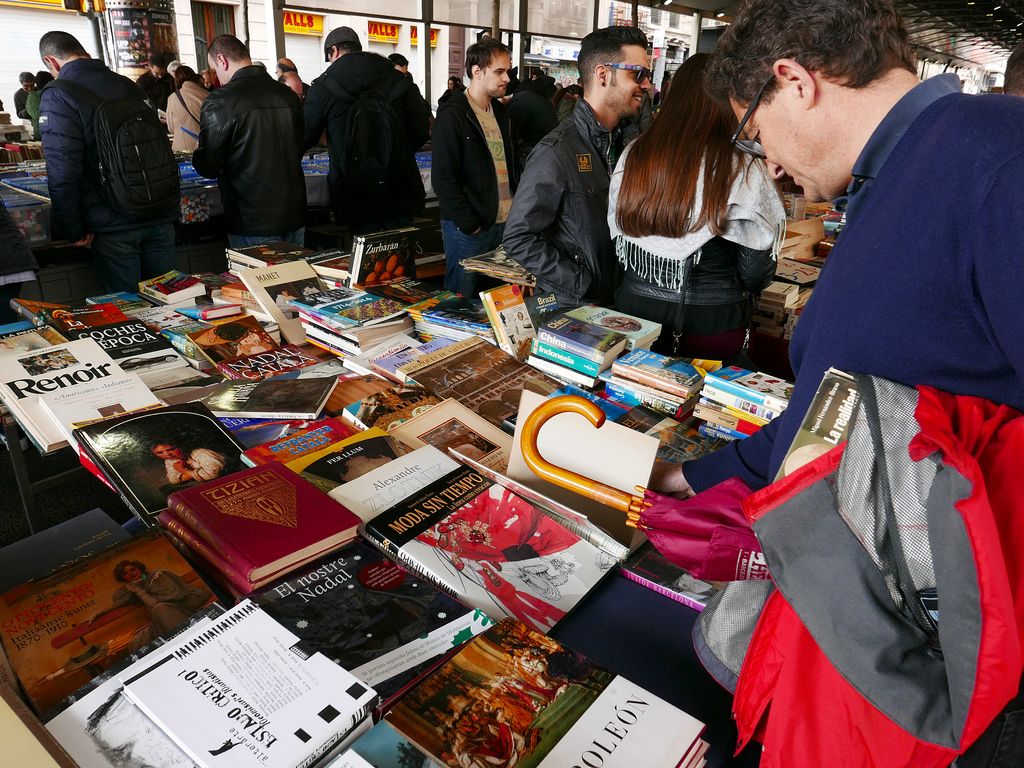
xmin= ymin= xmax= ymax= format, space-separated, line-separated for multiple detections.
xmin=165 ymin=65 xmax=208 ymax=152
xmin=608 ymin=54 xmax=784 ymax=359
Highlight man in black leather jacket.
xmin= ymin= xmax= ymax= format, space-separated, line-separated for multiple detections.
xmin=193 ymin=35 xmax=306 ymax=247
xmin=503 ymin=27 xmax=652 ymax=307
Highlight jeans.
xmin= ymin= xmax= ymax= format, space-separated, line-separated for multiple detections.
xmin=91 ymin=223 xmax=177 ymax=293
xmin=227 ymin=227 xmax=306 ymax=248
xmin=441 ymin=219 xmax=505 ymax=297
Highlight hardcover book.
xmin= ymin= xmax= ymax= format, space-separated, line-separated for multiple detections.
xmin=285 ymin=428 xmax=402 ymax=493
xmin=776 ymin=367 xmax=858 ymax=479
xmin=311 ymin=252 xmax=352 ymax=283
xmin=73 ymin=402 xmax=246 ymax=525
xmin=389 ymin=398 xmax=511 ymax=472
xmin=397 ymin=337 xmax=558 ymax=429
xmin=0 ymin=531 xmax=215 ymax=715
xmin=10 ymin=298 xmax=68 ymax=325
xmin=0 ymin=338 xmax=125 ymax=452
xmin=40 ymin=371 xmax=162 ymax=446
xmin=201 ymin=377 xmax=338 ymax=420
xmin=65 ymin=319 xmax=189 ymax=385
xmin=565 ymin=305 xmax=661 ymax=352
xmin=535 ymin=314 xmax=627 ymax=368
xmin=241 ymin=417 xmax=359 ymax=467
xmin=374 ymin=338 xmax=455 ymax=384
xmin=366 ymin=278 xmax=439 ymax=306
xmin=163 ymin=462 xmax=362 ymax=587
xmin=254 ymin=541 xmax=494 ymax=709
xmin=386 ymin=619 xmax=705 ymax=768
xmin=338 ymin=446 xmax=616 ymax=632
xmin=216 ymin=344 xmax=321 ymax=381
xmin=85 ymin=292 xmax=152 ymax=314
xmin=347 ymin=387 xmax=442 ymax=432
xmin=350 ymin=227 xmax=418 ymax=287
xmin=121 ymin=601 xmax=377 ymax=768
xmin=138 ymin=271 xmax=204 ymax=305
xmin=133 ymin=305 xmax=193 ymax=332
xmin=610 ymin=348 xmax=704 ymax=399
xmin=186 ymin=315 xmax=280 ymax=366
xmin=237 ymin=260 xmax=325 ymax=345
xmin=0 ymin=323 xmax=67 ymax=353
xmin=480 ymin=284 xmax=535 ymax=359
xmin=323 ymin=373 xmax=395 ymax=422
xmin=620 ymin=542 xmax=719 ymax=612
xmin=44 ymin=304 xmax=129 ymax=335
xmin=176 ymin=303 xmax=244 ymax=321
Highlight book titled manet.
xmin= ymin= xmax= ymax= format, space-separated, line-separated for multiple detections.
xmin=0 ymin=531 xmax=215 ymax=715
xmin=254 ymin=540 xmax=493 ymax=709
xmin=121 ymin=601 xmax=378 ymax=768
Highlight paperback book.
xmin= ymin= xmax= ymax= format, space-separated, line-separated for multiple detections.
xmin=350 ymin=227 xmax=418 ymax=288
xmin=285 ymin=428 xmax=402 ymax=493
xmin=293 ymin=289 xmax=407 ymax=331
xmin=216 ymin=344 xmax=321 ymax=381
xmin=0 ymin=323 xmax=67 ymax=353
xmin=0 ymin=530 xmax=215 ymax=714
xmin=133 ymin=306 xmax=194 ymax=332
xmin=201 ymin=377 xmax=338 ymax=420
xmin=346 ymin=386 xmax=441 ymax=432
xmin=225 ymin=241 xmax=317 ymax=269
xmin=703 ymin=366 xmax=793 ymax=414
xmin=620 ymin=543 xmax=719 ymax=612
xmin=341 ymin=334 xmax=422 ymax=379
xmin=85 ymin=292 xmax=152 ymax=314
xmin=373 ymin=338 xmax=455 ymax=384
xmin=459 ymin=246 xmax=536 ymax=287
xmin=388 ymin=398 xmax=511 ymax=472
xmin=479 ymin=284 xmax=535 ymax=359
xmin=40 ymin=370 xmax=162 ymax=446
xmin=535 ymin=314 xmax=627 ymax=370
xmin=609 ymin=348 xmax=704 ymax=399
xmin=564 ymin=305 xmax=661 ymax=352
xmin=121 ymin=601 xmax=378 ymax=768
xmin=253 ymin=540 xmax=494 ymax=709
xmin=334 ymin=446 xmax=616 ymax=632
xmin=776 ymin=367 xmax=859 ymax=479
xmin=241 ymin=417 xmax=359 ymax=467
xmin=73 ymin=402 xmax=246 ymax=525
xmin=237 ymin=260 xmax=325 ymax=345
xmin=176 ymin=303 xmax=244 ymax=321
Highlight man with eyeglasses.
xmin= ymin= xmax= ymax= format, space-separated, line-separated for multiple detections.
xmin=648 ymin=1 xmax=1024 ymax=763
xmin=503 ymin=26 xmax=652 ymax=307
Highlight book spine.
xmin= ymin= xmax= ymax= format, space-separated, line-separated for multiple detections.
xmin=698 ymin=422 xmax=742 ymax=441
xmin=701 ymin=383 xmax=782 ymax=421
xmin=532 ymin=340 xmax=601 ymax=376
xmin=604 ymin=380 xmax=686 ymax=419
xmin=165 ymin=494 xmax=256 ymax=579
xmin=359 ymin=525 xmax=463 ymax=602
xmin=619 ymin=568 xmax=707 ymax=612
xmin=611 ymin=363 xmax=695 ymax=399
xmin=706 ymin=374 xmax=789 ymax=413
xmin=535 ymin=328 xmax=604 ymax=363
xmin=692 ymin=403 xmax=760 ymax=435
xmin=159 ymin=517 xmax=251 ymax=599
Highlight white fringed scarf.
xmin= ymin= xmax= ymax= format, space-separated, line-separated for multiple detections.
xmin=608 ymin=145 xmax=788 ymax=291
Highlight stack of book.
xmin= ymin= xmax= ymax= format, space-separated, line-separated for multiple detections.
xmin=599 ymin=349 xmax=711 ymax=418
xmin=414 ymin=296 xmax=496 ymax=343
xmin=565 ymin=305 xmax=661 ymax=352
xmin=225 ymin=240 xmax=318 ymax=274
xmin=137 ymin=270 xmax=205 ymax=307
xmin=290 ymin=287 xmax=414 ymax=356
xmin=528 ymin=313 xmax=628 ymax=388
xmin=84 ymin=291 xmax=153 ymax=315
xmin=694 ymin=365 xmax=792 ymax=440
xmin=752 ymin=280 xmax=813 ymax=340
xmin=459 ymin=245 xmax=537 ymax=286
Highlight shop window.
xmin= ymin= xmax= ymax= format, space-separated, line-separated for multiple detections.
xmin=192 ymin=1 xmax=236 ymax=65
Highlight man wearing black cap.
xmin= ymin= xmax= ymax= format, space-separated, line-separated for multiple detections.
xmin=304 ymin=26 xmax=430 ymax=234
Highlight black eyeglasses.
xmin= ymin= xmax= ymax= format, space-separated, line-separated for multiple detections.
xmin=602 ymin=62 xmax=654 ymax=85
xmin=730 ymin=74 xmax=775 ymax=159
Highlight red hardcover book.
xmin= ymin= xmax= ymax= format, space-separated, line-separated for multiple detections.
xmin=241 ymin=416 xmax=359 ymax=466
xmin=215 ymin=343 xmax=321 ymax=381
xmin=159 ymin=515 xmax=253 ymax=599
xmin=164 ymin=462 xmax=361 ymax=584
xmin=43 ymin=303 xmax=129 ymax=334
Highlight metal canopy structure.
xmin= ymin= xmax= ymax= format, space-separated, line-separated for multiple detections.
xmin=897 ymin=1 xmax=1021 ymax=66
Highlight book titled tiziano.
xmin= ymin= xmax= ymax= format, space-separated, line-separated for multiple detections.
xmin=121 ymin=601 xmax=378 ymax=768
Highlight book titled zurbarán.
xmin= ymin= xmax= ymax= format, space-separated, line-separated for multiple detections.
xmin=162 ymin=462 xmax=362 ymax=589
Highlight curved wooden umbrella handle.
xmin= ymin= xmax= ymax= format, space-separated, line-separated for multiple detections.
xmin=519 ymin=395 xmax=650 ymax=517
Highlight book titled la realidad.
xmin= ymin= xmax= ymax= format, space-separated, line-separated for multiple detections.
xmin=121 ymin=601 xmax=378 ymax=768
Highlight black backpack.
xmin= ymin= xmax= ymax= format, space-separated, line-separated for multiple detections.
xmin=47 ymin=79 xmax=179 ymax=219
xmin=324 ymin=73 xmax=409 ymax=201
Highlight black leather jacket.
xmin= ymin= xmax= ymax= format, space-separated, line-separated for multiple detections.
xmin=503 ymin=101 xmax=624 ymax=307
xmin=192 ymin=66 xmax=306 ymax=236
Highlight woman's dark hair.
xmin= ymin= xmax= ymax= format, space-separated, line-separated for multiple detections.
xmin=113 ymin=560 xmax=148 ymax=582
xmin=173 ymin=64 xmax=203 ymax=91
xmin=34 ymin=71 xmax=54 ymax=88
xmin=616 ymin=54 xmax=741 ymax=239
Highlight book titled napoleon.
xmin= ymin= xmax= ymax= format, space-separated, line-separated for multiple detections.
xmin=121 ymin=601 xmax=378 ymax=768
xmin=74 ymin=402 xmax=245 ymax=524
xmin=161 ymin=462 xmax=362 ymax=592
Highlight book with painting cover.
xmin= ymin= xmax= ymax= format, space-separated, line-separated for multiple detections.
xmin=610 ymin=348 xmax=705 ymax=399
xmin=703 ymin=366 xmax=793 ymax=414
xmin=535 ymin=314 xmax=627 ymax=367
xmin=366 ymin=278 xmax=439 ymax=306
xmin=285 ymin=428 xmax=402 ymax=493
xmin=480 ymin=284 xmax=535 ymax=359
xmin=186 ymin=315 xmax=280 ymax=366
xmin=776 ymin=367 xmax=858 ymax=480
xmin=397 ymin=337 xmax=558 ymax=430
xmin=254 ymin=540 xmax=494 ymax=710
xmin=137 ymin=271 xmax=204 ymax=305
xmin=374 ymin=338 xmax=455 ymax=384
xmin=385 ymin=619 xmax=706 ymax=768
xmin=201 ymin=377 xmax=338 ymax=420
xmin=620 ymin=542 xmax=719 ymax=612
xmin=351 ymin=227 xmax=418 ymax=288
xmin=614 ymin=408 xmax=727 ymax=464
xmin=73 ymin=402 xmax=246 ymax=524
xmin=321 ymin=373 xmax=395 ymax=422
xmin=43 ymin=304 xmax=129 ymax=335
xmin=162 ymin=462 xmax=363 ymax=589
xmin=565 ymin=305 xmax=660 ymax=352
xmin=40 ymin=371 xmax=161 ymax=447
xmin=293 ymin=289 xmax=408 ymax=331
xmin=121 ymin=601 xmax=378 ymax=768
xmin=335 ymin=446 xmax=616 ymax=632
xmin=0 ymin=530 xmax=216 ymax=715
xmin=238 ymin=260 xmax=325 ymax=345
xmin=389 ymin=398 xmax=511 ymax=472
xmin=0 ymin=323 xmax=67 ymax=353
xmin=85 ymin=292 xmax=152 ymax=314
xmin=242 ymin=417 xmax=359 ymax=467
xmin=330 ymin=720 xmax=444 ymax=768
xmin=348 ymin=386 xmax=441 ymax=432
xmin=216 ymin=343 xmax=321 ymax=381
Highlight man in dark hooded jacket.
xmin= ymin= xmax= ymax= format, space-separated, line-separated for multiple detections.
xmin=303 ymin=26 xmax=430 ymax=234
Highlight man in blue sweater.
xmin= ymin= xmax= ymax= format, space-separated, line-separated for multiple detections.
xmin=650 ymin=0 xmax=1024 ymax=500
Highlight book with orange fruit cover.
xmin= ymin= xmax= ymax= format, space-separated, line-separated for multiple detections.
xmin=350 ymin=227 xmax=418 ymax=288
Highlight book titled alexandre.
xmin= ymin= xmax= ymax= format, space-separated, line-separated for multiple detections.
xmin=386 ymin=618 xmax=706 ymax=768
xmin=216 ymin=343 xmax=321 ymax=381
xmin=121 ymin=601 xmax=378 ymax=768
xmin=162 ymin=462 xmax=362 ymax=590
xmin=0 ymin=530 xmax=216 ymax=715
xmin=332 ymin=446 xmax=615 ymax=633
xmin=350 ymin=227 xmax=418 ymax=288
xmin=74 ymin=402 xmax=246 ymax=525
xmin=254 ymin=540 xmax=494 ymax=710
xmin=201 ymin=377 xmax=338 ymax=420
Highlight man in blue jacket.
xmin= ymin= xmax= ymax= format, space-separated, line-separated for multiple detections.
xmin=38 ymin=32 xmax=178 ymax=292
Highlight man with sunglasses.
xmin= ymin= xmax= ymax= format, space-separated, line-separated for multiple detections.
xmin=649 ymin=2 xmax=1024 ymax=762
xmin=503 ymin=26 xmax=652 ymax=307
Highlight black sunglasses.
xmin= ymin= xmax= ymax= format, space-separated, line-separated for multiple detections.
xmin=602 ymin=62 xmax=654 ymax=85
xmin=730 ymin=74 xmax=775 ymax=159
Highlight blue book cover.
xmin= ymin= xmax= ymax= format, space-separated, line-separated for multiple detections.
xmin=532 ymin=339 xmax=602 ymax=376
xmin=611 ymin=348 xmax=703 ymax=397
xmin=704 ymin=366 xmax=792 ymax=411
xmin=292 ymin=289 xmax=406 ymax=329
xmin=536 ymin=314 xmax=627 ymax=363
xmin=0 ymin=319 xmax=33 ymax=335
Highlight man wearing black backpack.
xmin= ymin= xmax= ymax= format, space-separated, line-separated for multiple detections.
xmin=38 ymin=32 xmax=180 ymax=292
xmin=303 ymin=26 xmax=430 ymax=235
